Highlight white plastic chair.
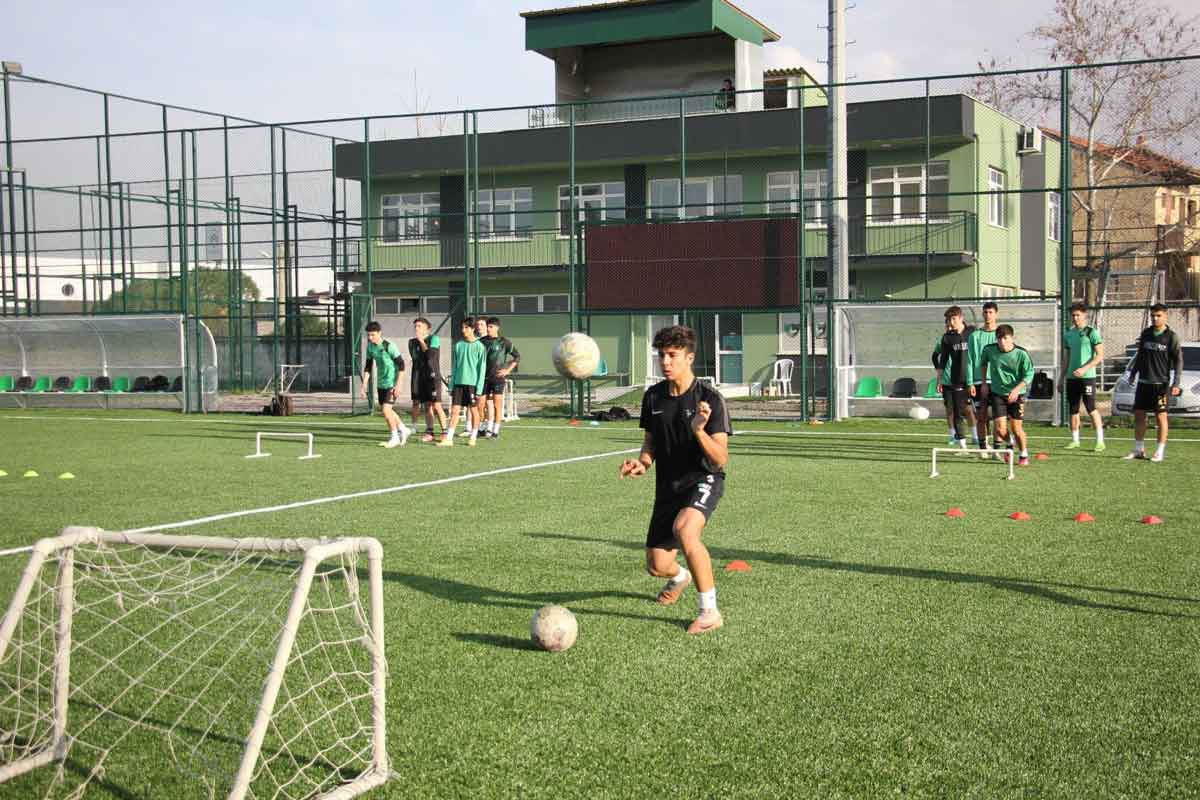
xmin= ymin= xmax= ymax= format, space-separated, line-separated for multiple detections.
xmin=770 ymin=359 xmax=794 ymax=397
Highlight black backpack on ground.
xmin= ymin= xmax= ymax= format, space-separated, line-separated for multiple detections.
xmin=592 ymin=406 xmax=632 ymax=422
xmin=1029 ymin=371 xmax=1054 ymax=399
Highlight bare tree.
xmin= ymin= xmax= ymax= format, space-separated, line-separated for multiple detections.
xmin=399 ymin=69 xmax=459 ymax=138
xmin=972 ymin=0 xmax=1200 ymax=303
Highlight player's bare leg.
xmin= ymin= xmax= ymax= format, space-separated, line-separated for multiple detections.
xmin=380 ymin=402 xmax=409 ymax=448
xmin=993 ymin=415 xmax=1011 ymax=464
xmin=674 ymin=509 xmax=721 ymax=634
xmin=490 ymin=392 xmax=505 ymax=437
xmin=1152 ymin=410 xmax=1169 ymax=461
xmin=1012 ymin=419 xmax=1029 ymax=465
xmin=1125 ymin=410 xmax=1149 ymax=460
xmin=646 ymin=547 xmax=690 ymax=605
xmin=431 ymin=401 xmax=447 ymax=436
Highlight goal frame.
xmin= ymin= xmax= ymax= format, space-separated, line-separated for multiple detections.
xmin=0 ymin=527 xmax=390 ymax=800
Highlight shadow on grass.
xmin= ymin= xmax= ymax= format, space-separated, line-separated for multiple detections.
xmin=453 ymin=632 xmax=540 ymax=651
xmin=384 ymin=571 xmax=680 ymax=629
xmin=524 ymin=532 xmax=1198 ymax=618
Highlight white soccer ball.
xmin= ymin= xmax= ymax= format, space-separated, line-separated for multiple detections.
xmin=909 ymin=405 xmax=931 ymax=421
xmin=530 ymin=605 xmax=577 ymax=652
xmin=551 ymin=333 xmax=601 ymax=381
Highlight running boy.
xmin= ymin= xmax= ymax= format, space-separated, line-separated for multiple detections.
xmin=619 ymin=325 xmax=731 ymax=635
xmin=478 ymin=317 xmax=520 ymax=439
xmin=438 ymin=317 xmax=486 ymax=447
xmin=933 ymin=305 xmax=972 ymax=450
xmin=967 ymin=301 xmax=999 ymax=456
xmin=359 ymin=321 xmax=411 ymax=448
xmin=1060 ymin=302 xmax=1106 ymax=451
xmin=1123 ymin=303 xmax=1183 ymax=462
xmin=977 ymin=323 xmax=1034 ymax=466
xmin=409 ymin=317 xmax=448 ymax=443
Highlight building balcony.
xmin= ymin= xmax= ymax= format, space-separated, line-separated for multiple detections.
xmin=335 ymin=211 xmax=977 ymax=277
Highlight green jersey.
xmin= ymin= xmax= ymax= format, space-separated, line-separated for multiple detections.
xmin=450 ymin=339 xmax=486 ymax=393
xmin=978 ymin=343 xmax=1034 ymax=397
xmin=965 ymin=326 xmax=998 ymax=385
xmin=1063 ymin=325 xmax=1103 ymax=379
xmin=365 ymin=339 xmax=404 ymax=390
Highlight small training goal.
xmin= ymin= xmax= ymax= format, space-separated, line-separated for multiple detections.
xmin=0 ymin=527 xmax=390 ymax=799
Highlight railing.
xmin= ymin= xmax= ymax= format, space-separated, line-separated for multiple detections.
xmin=528 ymin=94 xmax=738 ymax=128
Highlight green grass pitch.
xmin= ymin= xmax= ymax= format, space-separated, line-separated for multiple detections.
xmin=0 ymin=408 xmax=1197 ymax=798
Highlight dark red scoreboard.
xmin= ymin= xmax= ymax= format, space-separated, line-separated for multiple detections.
xmin=584 ymin=218 xmax=803 ymax=311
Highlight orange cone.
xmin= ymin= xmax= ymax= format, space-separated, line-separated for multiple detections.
xmin=1008 ymin=511 xmax=1031 ymax=521
xmin=1035 ymin=453 xmax=1049 ymax=461
xmin=1141 ymin=515 xmax=1164 ymax=525
xmin=725 ymin=560 xmax=751 ymax=572
xmin=945 ymin=507 xmax=965 ymax=518
xmin=568 ymin=418 xmax=581 ymax=426
xmin=1074 ymin=512 xmax=1094 ymax=523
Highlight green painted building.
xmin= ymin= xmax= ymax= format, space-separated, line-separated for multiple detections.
xmin=334 ymin=0 xmax=1062 ymax=395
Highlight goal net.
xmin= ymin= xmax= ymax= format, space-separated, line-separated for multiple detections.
xmin=0 ymin=528 xmax=390 ymax=800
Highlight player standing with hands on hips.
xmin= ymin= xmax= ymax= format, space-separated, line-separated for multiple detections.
xmin=619 ymin=325 xmax=731 ymax=635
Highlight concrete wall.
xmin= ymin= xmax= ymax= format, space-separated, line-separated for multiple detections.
xmin=556 ymin=35 xmax=735 ymax=106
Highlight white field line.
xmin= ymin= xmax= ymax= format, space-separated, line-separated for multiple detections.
xmin=1 ymin=413 xmax=1198 ymax=444
xmin=0 ymin=446 xmax=639 ymax=558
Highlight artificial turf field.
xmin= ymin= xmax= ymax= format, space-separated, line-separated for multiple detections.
xmin=0 ymin=408 xmax=1198 ymax=799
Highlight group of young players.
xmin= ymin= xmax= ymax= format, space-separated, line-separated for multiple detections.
xmin=360 ymin=315 xmax=520 ymax=448
xmin=934 ymin=300 xmax=1185 ymax=464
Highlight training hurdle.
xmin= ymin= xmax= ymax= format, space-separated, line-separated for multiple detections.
xmin=929 ymin=448 xmax=1014 ymax=480
xmin=246 ymin=432 xmax=321 ymax=460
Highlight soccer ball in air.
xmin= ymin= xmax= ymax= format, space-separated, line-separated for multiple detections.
xmin=552 ymin=333 xmax=601 ymax=381
xmin=530 ymin=605 xmax=578 ymax=652
xmin=909 ymin=405 xmax=931 ymax=421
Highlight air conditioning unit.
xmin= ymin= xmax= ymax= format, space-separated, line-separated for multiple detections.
xmin=1017 ymin=126 xmax=1043 ymax=154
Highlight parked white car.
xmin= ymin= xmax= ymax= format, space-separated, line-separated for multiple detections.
xmin=1112 ymin=342 xmax=1200 ymax=417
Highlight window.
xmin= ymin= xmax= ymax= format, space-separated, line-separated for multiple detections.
xmin=716 ymin=314 xmax=743 ymax=385
xmin=399 ymin=298 xmax=420 ymax=313
xmin=423 ymin=296 xmax=449 ymax=314
xmin=474 ymin=187 xmax=533 ymax=238
xmin=381 ymin=193 xmax=440 ymax=242
xmin=1047 ymin=192 xmax=1061 ymax=241
xmin=375 ymin=298 xmax=398 ymax=315
xmin=767 ymin=170 xmax=827 ymax=223
xmin=559 ymin=183 xmax=625 ymax=235
xmin=648 ymin=176 xmax=743 ymax=220
xmin=867 ymin=162 xmax=949 ymax=224
xmin=987 ymin=167 xmax=1007 ymax=228
xmin=542 ymin=294 xmax=569 ymax=312
xmin=512 ymin=295 xmax=539 ymax=313
xmin=482 ymin=296 xmax=511 ymax=314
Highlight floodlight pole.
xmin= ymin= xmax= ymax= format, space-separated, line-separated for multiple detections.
xmin=3 ymin=65 xmax=18 ymax=317
xmin=1058 ymin=67 xmax=1072 ymax=426
xmin=826 ymin=0 xmax=849 ymax=420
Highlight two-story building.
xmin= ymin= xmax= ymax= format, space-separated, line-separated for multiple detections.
xmin=333 ymin=0 xmax=1063 ymax=393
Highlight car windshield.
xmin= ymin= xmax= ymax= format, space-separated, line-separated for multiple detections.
xmin=1186 ymin=347 xmax=1200 ymax=371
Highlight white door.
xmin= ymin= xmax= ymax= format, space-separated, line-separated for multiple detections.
xmin=647 ymin=314 xmax=678 ymax=383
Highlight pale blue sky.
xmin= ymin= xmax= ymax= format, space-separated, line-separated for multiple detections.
xmin=4 ymin=0 xmax=1193 ymax=127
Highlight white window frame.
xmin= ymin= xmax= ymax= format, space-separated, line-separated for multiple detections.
xmin=715 ymin=313 xmax=743 ymax=386
xmin=511 ymin=294 xmax=540 ymax=313
xmin=474 ymin=187 xmax=534 ymax=240
xmin=1047 ymin=191 xmax=1061 ymax=241
xmin=987 ymin=167 xmax=1007 ymax=228
xmin=542 ymin=294 xmax=570 ymax=313
xmin=866 ymin=162 xmax=950 ymax=226
xmin=482 ymin=296 xmax=513 ymax=314
xmin=766 ymin=170 xmax=827 ymax=225
xmin=647 ymin=176 xmax=743 ymax=220
xmin=374 ymin=296 xmax=420 ymax=315
xmin=422 ymin=296 xmax=449 ymax=314
xmin=380 ymin=192 xmax=440 ymax=245
xmin=558 ymin=182 xmax=625 ymax=237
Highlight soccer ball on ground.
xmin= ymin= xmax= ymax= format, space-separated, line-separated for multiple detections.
xmin=530 ymin=605 xmax=578 ymax=652
xmin=909 ymin=405 xmax=931 ymax=421
xmin=552 ymin=332 xmax=601 ymax=381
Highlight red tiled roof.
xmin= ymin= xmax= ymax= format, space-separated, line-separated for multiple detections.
xmin=1041 ymin=127 xmax=1200 ymax=182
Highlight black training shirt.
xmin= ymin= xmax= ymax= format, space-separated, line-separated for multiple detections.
xmin=639 ymin=378 xmax=731 ymax=496
xmin=1130 ymin=326 xmax=1183 ymax=387
xmin=934 ymin=325 xmax=973 ymax=387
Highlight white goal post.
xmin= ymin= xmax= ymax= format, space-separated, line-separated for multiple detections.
xmin=0 ymin=528 xmax=390 ymax=800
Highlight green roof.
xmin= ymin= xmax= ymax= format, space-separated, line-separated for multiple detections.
xmin=521 ymin=0 xmax=781 ymax=54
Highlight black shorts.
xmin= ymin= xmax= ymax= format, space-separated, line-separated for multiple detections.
xmin=376 ymin=387 xmax=397 ymax=406
xmin=1066 ymin=378 xmax=1097 ymax=415
xmin=646 ymin=475 xmax=724 ymax=550
xmin=411 ymin=378 xmax=442 ymax=405
xmin=1134 ymin=382 xmax=1169 ymax=413
xmin=483 ymin=377 xmax=508 ymax=397
xmin=451 ymin=385 xmax=476 ymax=407
xmin=971 ymin=383 xmax=990 ymax=413
xmin=941 ymin=385 xmax=968 ymax=414
xmin=988 ymin=391 xmax=1025 ymax=421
